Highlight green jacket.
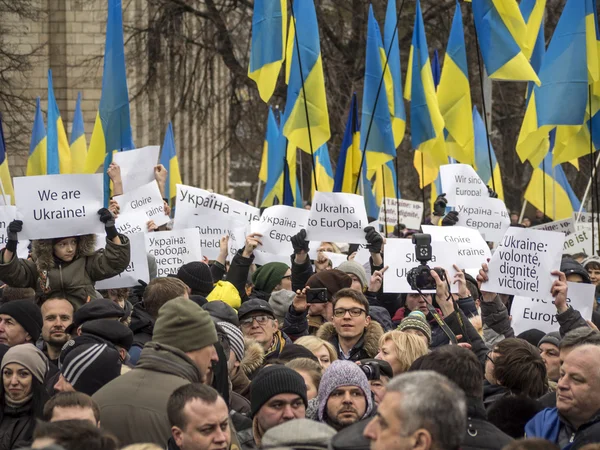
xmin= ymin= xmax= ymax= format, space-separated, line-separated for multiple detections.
xmin=0 ymin=234 xmax=130 ymax=309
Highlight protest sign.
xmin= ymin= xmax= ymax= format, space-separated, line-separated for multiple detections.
xmin=177 ymin=212 xmax=247 ymax=260
xmin=511 ymin=282 xmax=595 ymax=336
xmin=253 ymin=250 xmax=291 ymax=266
xmin=323 ymin=251 xmax=350 ymax=269
xmin=114 ymin=181 xmax=169 ymax=227
xmin=421 ymin=225 xmax=491 ymax=271
xmin=176 ymin=184 xmax=259 ymax=226
xmin=250 ymin=205 xmax=309 ymax=255
xmin=96 ymin=232 xmax=149 ymax=289
xmin=145 ymin=228 xmax=202 ymax=277
xmin=440 ymin=164 xmax=488 ymax=205
xmin=454 ymin=196 xmax=510 ymax=242
xmin=115 ymin=213 xmax=149 ymax=236
xmin=0 ymin=196 xmax=11 ymax=206
xmin=306 ymin=192 xmax=368 ymax=243
xmin=15 ymin=174 xmax=104 ymax=240
xmin=383 ymin=238 xmax=459 ymax=293
xmin=378 ymin=198 xmax=423 ymax=230
xmin=482 ymin=228 xmax=564 ymax=297
xmin=0 ymin=205 xmax=17 ymax=248
xmin=563 ymin=229 xmax=595 ymax=256
xmin=532 ymin=218 xmax=575 ymax=235
xmin=113 ymin=146 xmax=160 ymax=193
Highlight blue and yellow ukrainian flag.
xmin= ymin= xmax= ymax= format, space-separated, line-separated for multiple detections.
xmin=283 ymin=0 xmax=330 ymax=154
xmin=27 ymin=98 xmax=47 ymax=177
xmin=334 ymin=94 xmax=362 ymax=194
xmin=520 ymin=0 xmax=547 ymax=102
xmin=285 ymin=143 xmax=302 ymax=208
xmin=437 ymin=1 xmax=474 ymax=167
xmin=70 ymin=92 xmax=87 ymax=174
xmin=0 ymin=115 xmax=14 ymax=203
xmin=311 ymin=144 xmax=334 ymax=197
xmin=518 ymin=0 xmax=596 ymax=168
xmin=362 ymin=164 xmax=379 ymax=221
xmin=160 ymin=122 xmax=183 ymax=204
xmin=248 ymin=0 xmax=287 ymax=102
xmin=85 ymin=0 xmax=134 ymax=202
xmin=525 ymin=131 xmax=582 ymax=220
xmin=473 ymin=106 xmax=504 ymax=200
xmin=405 ymin=0 xmax=447 ymax=188
xmin=472 ymin=0 xmax=540 ymax=84
xmin=46 ymin=70 xmax=71 ymax=175
xmin=261 ymin=108 xmax=283 ymax=206
xmin=383 ymin=0 xmax=406 ymax=149
xmin=431 ymin=49 xmax=441 ymax=89
xmin=361 ymin=5 xmax=396 ymax=179
xmin=374 ymin=160 xmax=399 ymax=212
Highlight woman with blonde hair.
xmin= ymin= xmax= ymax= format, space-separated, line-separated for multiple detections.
xmin=286 ymin=358 xmax=322 ymax=400
xmin=294 ymin=335 xmax=337 ymax=369
xmin=375 ymin=330 xmax=428 ymax=376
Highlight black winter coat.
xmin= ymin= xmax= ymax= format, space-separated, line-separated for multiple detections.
xmin=0 ymin=401 xmax=36 ymax=450
xmin=462 ymin=398 xmax=513 ymax=450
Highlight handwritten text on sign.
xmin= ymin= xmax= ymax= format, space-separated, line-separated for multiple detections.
xmin=14 ymin=174 xmax=104 ymax=240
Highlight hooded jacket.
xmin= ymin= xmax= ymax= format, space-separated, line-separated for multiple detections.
xmin=92 ymin=341 xmax=201 ymax=446
xmin=0 ymin=234 xmax=130 ymax=309
xmin=316 ymin=321 xmax=383 ymax=361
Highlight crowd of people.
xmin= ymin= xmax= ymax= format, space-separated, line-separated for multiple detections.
xmin=0 ymin=165 xmax=598 ymax=450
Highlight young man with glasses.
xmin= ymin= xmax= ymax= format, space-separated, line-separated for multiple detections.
xmin=237 ymin=299 xmax=290 ymax=362
xmin=316 ymin=288 xmax=383 ymax=361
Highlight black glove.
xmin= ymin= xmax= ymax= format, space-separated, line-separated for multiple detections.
xmin=6 ymin=220 xmax=22 ymax=253
xmin=487 ymin=186 xmax=498 ymax=199
xmin=364 ymin=226 xmax=383 ymax=254
xmin=133 ymin=279 xmax=148 ymax=301
xmin=433 ymin=194 xmax=448 ymax=217
xmin=441 ymin=211 xmax=459 ymax=226
xmin=291 ymin=229 xmax=309 ymax=254
xmin=98 ymin=208 xmax=118 ymax=239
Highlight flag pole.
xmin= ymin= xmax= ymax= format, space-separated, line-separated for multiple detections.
xmin=354 ymin=0 xmax=406 ymax=194
xmin=542 ymin=158 xmax=547 ymax=219
xmin=519 ymin=199 xmax=528 ymax=223
xmin=590 ymin=86 xmax=596 ymax=254
xmin=255 ymin=180 xmax=262 ymax=207
xmin=382 ymin=168 xmax=388 ymax=232
xmin=395 ymin=156 xmax=401 ymax=231
xmin=289 ymin=1 xmax=318 ymax=192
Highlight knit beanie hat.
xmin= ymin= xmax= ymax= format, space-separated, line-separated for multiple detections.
xmin=337 ymin=261 xmax=368 ymax=289
xmin=279 ymin=343 xmax=320 ymax=363
xmin=307 ymin=270 xmax=352 ymax=300
xmin=252 ymin=263 xmax=290 ymax=294
xmin=218 ymin=321 xmax=244 ymax=362
xmin=317 ymin=360 xmax=373 ymax=422
xmin=203 ymin=301 xmax=240 ymax=327
xmin=517 ymin=329 xmax=546 ymax=347
xmin=538 ymin=331 xmax=561 ymax=349
xmin=0 ymin=299 xmax=43 ymax=342
xmin=176 ymin=262 xmax=214 ymax=296
xmin=59 ymin=340 xmax=121 ymax=396
xmin=153 ymin=297 xmax=218 ymax=352
xmin=207 ymin=280 xmax=242 ymax=310
xmin=398 ymin=311 xmax=432 ymax=344
xmin=269 ymin=289 xmax=296 ymax=323
xmin=1 ymin=344 xmax=48 ymax=384
xmin=250 ymin=365 xmax=308 ymax=417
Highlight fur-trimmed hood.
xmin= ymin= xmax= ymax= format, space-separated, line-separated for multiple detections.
xmin=241 ymin=338 xmax=265 ymax=377
xmin=316 ymin=320 xmax=384 ymax=359
xmin=31 ymin=234 xmax=97 ymax=272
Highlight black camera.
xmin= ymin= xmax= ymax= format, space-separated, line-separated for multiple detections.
xmin=406 ymin=234 xmax=445 ymax=291
xmin=360 ymin=362 xmax=381 ymax=381
xmin=306 ymin=287 xmax=328 ymax=304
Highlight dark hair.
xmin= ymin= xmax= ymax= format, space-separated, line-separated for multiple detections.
xmin=487 ymin=395 xmax=544 ymax=438
xmin=586 ymin=261 xmax=600 ymax=271
xmin=502 ymin=438 xmax=559 ymax=450
xmin=33 ymin=419 xmax=118 ymax=450
xmin=43 ymin=392 xmax=100 ymax=423
xmin=493 ymin=339 xmax=548 ymax=399
xmin=560 ymin=327 xmax=600 ymax=351
xmin=167 ymin=383 xmax=220 ymax=430
xmin=0 ymin=377 xmax=49 ymax=422
xmin=408 ymin=345 xmax=483 ymax=398
xmin=143 ymin=277 xmax=189 ymax=318
xmin=332 ymin=288 xmax=370 ymax=315
xmin=1 ymin=287 xmax=36 ymax=303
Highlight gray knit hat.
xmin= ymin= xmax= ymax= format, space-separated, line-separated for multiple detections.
xmin=218 ymin=321 xmax=244 ymax=363
xmin=337 ymin=261 xmax=368 ymax=289
xmin=317 ymin=360 xmax=373 ymax=422
xmin=269 ymin=289 xmax=296 ymax=324
xmin=262 ymin=418 xmax=336 ymax=449
xmin=538 ymin=331 xmax=561 ymax=349
xmin=1 ymin=344 xmax=48 ymax=384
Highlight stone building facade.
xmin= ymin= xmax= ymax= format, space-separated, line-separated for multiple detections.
xmin=1 ymin=0 xmax=231 ymax=194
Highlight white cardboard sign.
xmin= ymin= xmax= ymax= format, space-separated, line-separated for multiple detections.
xmin=378 ymin=198 xmax=423 ymax=230
xmin=250 ymin=205 xmax=309 ymax=255
xmin=532 ymin=218 xmax=575 ymax=235
xmin=440 ymin=164 xmax=488 ymax=205
xmin=383 ymin=238 xmax=459 ymax=293
xmin=323 ymin=251 xmax=350 ymax=269
xmin=145 ymin=228 xmax=203 ymax=277
xmin=14 ymin=174 xmax=104 ymax=240
xmin=253 ymin=250 xmax=292 ymax=266
xmin=306 ymin=192 xmax=368 ymax=243
xmin=115 ymin=213 xmax=149 ymax=236
xmin=563 ymin=229 xmax=595 ymax=256
xmin=114 ymin=181 xmax=169 ymax=227
xmin=421 ymin=225 xmax=491 ymax=271
xmin=455 ymin=196 xmax=510 ymax=243
xmin=0 ymin=196 xmax=12 ymax=206
xmin=0 ymin=206 xmax=17 ymax=248
xmin=511 ymin=282 xmax=595 ymax=336
xmin=96 ymin=232 xmax=149 ymax=289
xmin=483 ymin=228 xmax=565 ymax=297
xmin=112 ymin=146 xmax=160 ymax=193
